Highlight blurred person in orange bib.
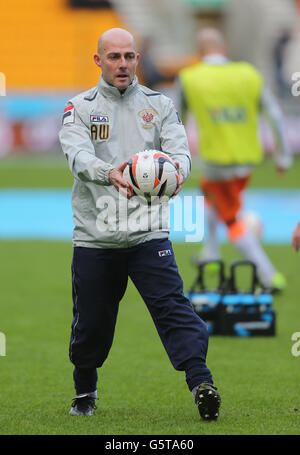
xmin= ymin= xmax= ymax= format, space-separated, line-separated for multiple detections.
xmin=177 ymin=28 xmax=292 ymax=292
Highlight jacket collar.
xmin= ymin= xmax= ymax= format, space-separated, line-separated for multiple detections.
xmin=97 ymin=75 xmax=139 ymax=99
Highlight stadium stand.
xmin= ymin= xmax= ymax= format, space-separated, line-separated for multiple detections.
xmin=0 ymin=0 xmax=124 ymax=90
xmin=0 ymin=0 xmax=299 ymax=154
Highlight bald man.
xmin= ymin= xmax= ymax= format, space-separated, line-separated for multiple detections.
xmin=178 ymin=27 xmax=292 ymax=292
xmin=59 ymin=28 xmax=221 ymax=420
xmin=94 ymin=28 xmax=139 ymax=95
xmin=196 ymin=28 xmax=226 ymax=55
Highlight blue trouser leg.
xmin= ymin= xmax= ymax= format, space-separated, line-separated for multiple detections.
xmin=70 ymin=247 xmax=128 ymax=394
xmin=70 ymin=240 xmax=213 ymax=394
xmin=128 ymin=239 xmax=213 ymax=390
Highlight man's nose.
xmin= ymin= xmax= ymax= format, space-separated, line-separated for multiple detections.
xmin=119 ymin=56 xmax=127 ymax=68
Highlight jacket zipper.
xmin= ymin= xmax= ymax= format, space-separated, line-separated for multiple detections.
xmin=119 ymin=93 xmax=130 ymax=247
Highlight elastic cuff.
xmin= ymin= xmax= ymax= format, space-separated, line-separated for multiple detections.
xmin=96 ymin=164 xmax=114 ymax=185
xmin=73 ymin=367 xmax=98 ymax=395
xmin=184 ymin=359 xmax=213 ymax=391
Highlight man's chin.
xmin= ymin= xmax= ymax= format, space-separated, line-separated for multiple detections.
xmin=114 ymin=77 xmax=130 ymax=90
xmin=116 ymin=84 xmax=128 ymax=91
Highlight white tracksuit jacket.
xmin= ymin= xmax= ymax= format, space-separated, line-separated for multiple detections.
xmin=59 ymin=76 xmax=191 ymax=248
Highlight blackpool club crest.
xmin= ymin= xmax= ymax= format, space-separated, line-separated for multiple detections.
xmin=138 ymin=109 xmax=158 ymax=129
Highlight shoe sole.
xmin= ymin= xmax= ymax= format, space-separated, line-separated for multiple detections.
xmin=69 ymin=407 xmax=94 ymax=416
xmin=195 ymin=387 xmax=221 ymax=421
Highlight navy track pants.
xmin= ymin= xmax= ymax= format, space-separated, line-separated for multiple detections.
xmin=70 ymin=238 xmax=213 ymax=393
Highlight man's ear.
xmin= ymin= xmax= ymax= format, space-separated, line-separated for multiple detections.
xmin=94 ymin=53 xmax=101 ymax=68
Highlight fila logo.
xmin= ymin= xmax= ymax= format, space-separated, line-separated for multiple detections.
xmin=158 ymin=249 xmax=172 ymax=257
xmin=90 ymin=115 xmax=109 ymax=123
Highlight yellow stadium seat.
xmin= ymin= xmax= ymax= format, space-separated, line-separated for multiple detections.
xmin=0 ymin=0 xmax=127 ymax=90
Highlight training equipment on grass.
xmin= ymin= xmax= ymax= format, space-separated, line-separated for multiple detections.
xmin=186 ymin=260 xmax=225 ymax=335
xmin=123 ymin=150 xmax=179 ymax=203
xmin=186 ymin=259 xmax=276 ymax=337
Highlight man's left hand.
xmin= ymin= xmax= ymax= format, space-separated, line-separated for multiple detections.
xmin=172 ymin=162 xmax=183 ymax=198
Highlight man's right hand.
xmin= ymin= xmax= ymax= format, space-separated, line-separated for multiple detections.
xmin=109 ymin=162 xmax=132 ymax=198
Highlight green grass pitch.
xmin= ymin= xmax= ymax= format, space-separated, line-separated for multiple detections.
xmin=0 ymin=155 xmax=300 ymax=435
